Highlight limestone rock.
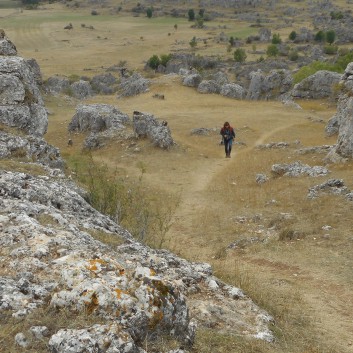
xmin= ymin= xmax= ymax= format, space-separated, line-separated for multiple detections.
xmin=291 ymin=70 xmax=341 ymax=99
xmin=133 ymin=111 xmax=174 ymax=149
xmin=271 ymin=161 xmax=329 ymax=177
xmin=0 ymin=56 xmax=48 ymax=136
xmin=220 ymin=83 xmax=246 ymax=99
xmin=68 ymin=104 xmax=129 ymax=133
xmin=247 ymin=69 xmax=293 ymax=100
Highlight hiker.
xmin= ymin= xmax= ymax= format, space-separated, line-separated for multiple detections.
xmin=220 ymin=121 xmax=235 ymax=158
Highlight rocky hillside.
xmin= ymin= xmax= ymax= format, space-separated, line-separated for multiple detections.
xmin=0 ymin=34 xmax=273 ymax=352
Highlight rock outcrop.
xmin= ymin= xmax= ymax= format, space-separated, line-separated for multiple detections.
xmin=0 ymin=170 xmax=274 ymax=351
xmin=0 ymin=34 xmax=48 ymax=136
xmin=291 ymin=70 xmax=341 ymax=99
xmin=133 ymin=111 xmax=174 ymax=149
xmin=326 ymin=62 xmax=353 ymax=160
xmin=247 ymin=69 xmax=293 ymax=100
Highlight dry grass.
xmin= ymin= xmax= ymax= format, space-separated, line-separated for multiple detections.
xmin=3 ymin=2 xmax=353 ymax=353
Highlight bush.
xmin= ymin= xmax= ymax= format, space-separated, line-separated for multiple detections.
xmin=323 ymin=44 xmax=338 ymax=55
xmin=293 ymin=61 xmax=338 ymax=83
xmin=325 ymin=30 xmax=336 ymax=45
xmin=233 ymin=48 xmax=247 ymax=63
xmin=146 ymin=7 xmax=153 ymax=18
xmin=314 ymin=30 xmax=325 ymax=42
xmin=189 ymin=36 xmax=197 ymax=48
xmin=188 ymin=8 xmax=195 ymax=21
xmin=272 ymin=33 xmax=282 ymax=44
xmin=160 ymin=54 xmax=172 ymax=66
xmin=147 ymin=54 xmax=160 ymax=70
xmin=288 ymin=49 xmax=299 ymax=61
xmin=266 ymin=44 xmax=279 ymax=57
xmin=289 ymin=31 xmax=297 ymax=41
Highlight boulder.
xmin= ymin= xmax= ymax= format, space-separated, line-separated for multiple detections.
xmin=182 ymin=73 xmax=202 ymax=87
xmin=197 ymin=80 xmax=221 ymax=94
xmin=0 ymin=55 xmax=48 ymax=136
xmin=91 ymin=72 xmax=117 ymax=94
xmin=0 ymin=34 xmax=17 ymax=56
xmin=70 ymin=80 xmax=92 ymax=99
xmin=291 ymin=70 xmax=341 ymax=99
xmin=247 ymin=69 xmax=293 ymax=100
xmin=44 ymin=75 xmax=70 ymax=95
xmin=133 ymin=111 xmax=174 ymax=149
xmin=271 ymin=161 xmax=329 ymax=177
xmin=220 ymin=83 xmax=246 ymax=99
xmin=68 ymin=103 xmax=129 ymax=133
xmin=0 ymin=131 xmax=64 ymax=169
xmin=118 ymin=72 xmax=150 ymax=97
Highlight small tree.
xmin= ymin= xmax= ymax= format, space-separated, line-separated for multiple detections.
xmin=199 ymin=9 xmax=205 ymax=17
xmin=325 ymin=30 xmax=336 ymax=45
xmin=147 ymin=55 xmax=160 ymax=70
xmin=188 ymin=9 xmax=195 ymax=21
xmin=189 ymin=36 xmax=197 ymax=49
xmin=160 ymin=54 xmax=172 ymax=67
xmin=174 ymin=24 xmax=178 ymax=31
xmin=229 ymin=36 xmax=235 ymax=47
xmin=315 ymin=30 xmax=325 ymax=42
xmin=272 ymin=33 xmax=282 ymax=44
xmin=233 ymin=48 xmax=247 ymax=63
xmin=289 ymin=31 xmax=297 ymax=41
xmin=146 ymin=8 xmax=153 ymax=18
xmin=266 ymin=44 xmax=279 ymax=57
xmin=195 ymin=15 xmax=204 ymax=28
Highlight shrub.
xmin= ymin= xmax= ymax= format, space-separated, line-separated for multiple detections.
xmin=266 ymin=44 xmax=279 ymax=57
xmin=233 ymin=48 xmax=247 ymax=63
xmin=325 ymin=30 xmax=336 ymax=45
xmin=323 ymin=44 xmax=338 ymax=55
xmin=188 ymin=8 xmax=195 ymax=21
xmin=293 ymin=61 xmax=337 ymax=83
xmin=288 ymin=49 xmax=299 ymax=61
xmin=146 ymin=7 xmax=153 ymax=18
xmin=160 ymin=54 xmax=172 ymax=66
xmin=289 ymin=31 xmax=297 ymax=41
xmin=272 ymin=33 xmax=282 ymax=44
xmin=147 ymin=54 xmax=160 ymax=70
xmin=189 ymin=36 xmax=197 ymax=48
xmin=330 ymin=11 xmax=343 ymax=20
xmin=195 ymin=15 xmax=204 ymax=28
xmin=314 ymin=30 xmax=325 ymax=42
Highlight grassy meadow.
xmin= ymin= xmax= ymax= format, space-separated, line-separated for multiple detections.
xmin=1 ymin=1 xmax=353 ymax=352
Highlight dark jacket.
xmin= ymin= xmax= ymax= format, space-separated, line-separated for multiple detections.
xmin=220 ymin=126 xmax=235 ymax=140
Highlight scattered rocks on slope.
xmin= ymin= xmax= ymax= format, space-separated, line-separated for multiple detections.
xmin=307 ymin=178 xmax=353 ymax=200
xmin=271 ymin=161 xmax=329 ymax=177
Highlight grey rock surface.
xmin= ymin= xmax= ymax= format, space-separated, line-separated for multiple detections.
xmin=133 ymin=111 xmax=174 ymax=149
xmin=0 ymin=169 xmax=274 ymax=351
xmin=271 ymin=161 xmax=329 ymax=177
xmin=0 ymin=55 xmax=48 ymax=136
xmin=291 ymin=70 xmax=341 ymax=99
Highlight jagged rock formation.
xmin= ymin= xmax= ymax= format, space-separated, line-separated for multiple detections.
xmin=0 ymin=34 xmax=48 ymax=136
xmin=326 ymin=62 xmax=353 ymax=160
xmin=0 ymin=131 xmax=64 ymax=169
xmin=307 ymin=178 xmax=353 ymax=200
xmin=133 ymin=111 xmax=174 ymax=149
xmin=247 ymin=69 xmax=293 ymax=100
xmin=0 ymin=170 xmax=274 ymax=351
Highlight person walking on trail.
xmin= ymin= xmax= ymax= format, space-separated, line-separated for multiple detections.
xmin=220 ymin=121 xmax=235 ymax=158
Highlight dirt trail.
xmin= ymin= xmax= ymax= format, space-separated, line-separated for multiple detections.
xmin=166 ymin=120 xmax=353 ymax=352
xmin=167 ymin=121 xmax=300 ymax=241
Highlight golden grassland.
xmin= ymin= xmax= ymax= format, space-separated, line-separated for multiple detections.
xmin=1 ymin=2 xmax=353 ymax=352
